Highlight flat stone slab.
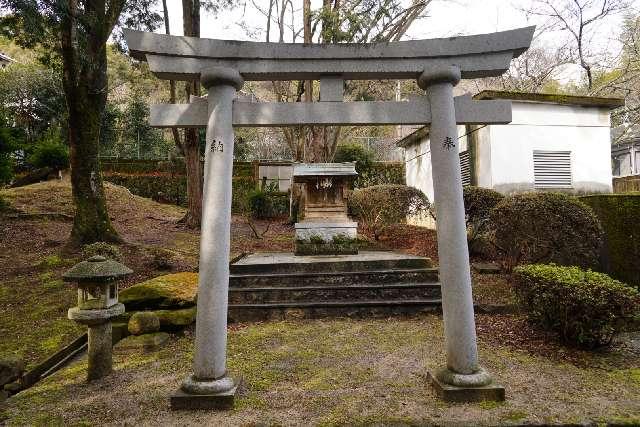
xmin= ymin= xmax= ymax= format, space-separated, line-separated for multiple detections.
xmin=235 ymin=251 xmax=428 ymax=266
xmin=231 ymin=251 xmax=432 ymax=275
xmin=170 ymin=385 xmax=237 ymax=410
xmin=472 ymin=263 xmax=501 ymax=274
xmin=428 ymin=372 xmax=505 ymax=403
xmin=114 ymin=332 xmax=169 ymax=353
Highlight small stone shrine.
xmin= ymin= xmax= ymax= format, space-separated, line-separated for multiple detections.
xmin=293 ymin=163 xmax=358 ymax=255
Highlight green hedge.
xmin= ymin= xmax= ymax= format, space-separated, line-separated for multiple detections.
xmin=105 ymin=173 xmax=187 ymax=205
xmin=490 ymin=192 xmax=603 ymax=271
xmin=580 ymin=194 xmax=640 ymax=287
xmin=513 ymin=264 xmax=639 ymax=348
xmin=102 ymin=160 xmax=254 ymax=177
xmin=105 ymin=173 xmax=256 ymax=213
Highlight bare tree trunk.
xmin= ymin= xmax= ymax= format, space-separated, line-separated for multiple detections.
xmin=161 ymin=0 xmax=182 ymax=146
xmin=303 ymin=0 xmax=313 ymax=102
xmin=179 ymin=0 xmax=203 ymax=228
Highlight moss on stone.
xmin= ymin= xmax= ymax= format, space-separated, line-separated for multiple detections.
xmin=128 ymin=312 xmax=160 ymax=335
xmin=580 ymin=194 xmax=640 ymax=287
xmin=114 ymin=332 xmax=170 ymax=353
xmin=119 ymin=272 xmax=198 ymax=310
xmin=153 ymin=306 xmax=197 ymax=329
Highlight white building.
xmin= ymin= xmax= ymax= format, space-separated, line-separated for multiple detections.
xmin=398 ymin=91 xmax=624 ymax=204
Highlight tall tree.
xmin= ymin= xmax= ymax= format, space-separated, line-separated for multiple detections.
xmin=524 ymin=0 xmax=631 ymax=90
xmin=592 ymin=13 xmax=640 ymax=141
xmin=0 ymin=0 xmax=161 ymax=245
xmin=254 ymin=0 xmax=431 ymax=162
xmin=160 ymin=0 xmax=233 ymax=228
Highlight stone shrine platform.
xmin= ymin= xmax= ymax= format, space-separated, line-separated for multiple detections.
xmin=228 ymin=251 xmax=441 ymax=322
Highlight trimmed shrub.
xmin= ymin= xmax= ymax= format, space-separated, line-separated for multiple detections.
xmin=513 ymin=264 xmax=640 ymax=348
xmin=490 ymin=192 xmax=603 ymax=270
xmin=580 ymin=194 xmax=640 ymax=288
xmin=348 ymin=184 xmax=430 ymax=240
xmin=463 ymin=186 xmax=504 ymax=228
xmin=463 ymin=186 xmax=504 ymax=254
xmin=333 ymin=143 xmax=374 ymax=173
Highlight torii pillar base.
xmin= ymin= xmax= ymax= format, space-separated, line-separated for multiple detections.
xmin=170 ymin=385 xmax=238 ymax=411
xmin=428 ymin=372 xmax=505 ymax=403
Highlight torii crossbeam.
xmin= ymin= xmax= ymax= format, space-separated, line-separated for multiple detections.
xmin=123 ymin=26 xmax=534 ymax=409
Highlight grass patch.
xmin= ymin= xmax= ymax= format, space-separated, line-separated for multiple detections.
xmin=1 ymin=317 xmax=640 ymax=425
xmin=38 ymin=255 xmax=67 ymax=269
xmin=503 ymin=410 xmax=528 ymax=422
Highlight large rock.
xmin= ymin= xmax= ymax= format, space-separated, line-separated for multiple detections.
xmin=0 ymin=358 xmax=25 ymax=387
xmin=119 ymin=272 xmax=198 ymax=310
xmin=128 ymin=312 xmax=160 ymax=335
xmin=154 ymin=307 xmax=197 ymax=330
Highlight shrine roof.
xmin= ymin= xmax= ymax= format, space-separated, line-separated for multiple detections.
xmin=292 ymin=163 xmax=358 ymax=178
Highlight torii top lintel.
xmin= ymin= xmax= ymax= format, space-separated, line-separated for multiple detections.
xmin=123 ymin=27 xmax=535 ymax=82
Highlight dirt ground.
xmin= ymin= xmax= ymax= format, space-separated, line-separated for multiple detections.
xmin=0 ymin=179 xmax=295 ymax=368
xmin=1 ymin=315 xmax=639 ymax=426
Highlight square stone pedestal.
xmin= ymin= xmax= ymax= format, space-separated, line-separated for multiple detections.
xmin=294 ymin=221 xmax=357 ymax=241
xmin=170 ymin=384 xmax=238 ymax=410
xmin=427 ymin=372 xmax=505 ymax=403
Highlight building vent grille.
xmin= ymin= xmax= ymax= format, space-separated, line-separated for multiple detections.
xmin=533 ymin=150 xmax=572 ymax=189
xmin=459 ymin=150 xmax=471 ymax=186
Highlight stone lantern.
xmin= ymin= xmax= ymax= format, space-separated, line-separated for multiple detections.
xmin=64 ymin=255 xmax=132 ymax=381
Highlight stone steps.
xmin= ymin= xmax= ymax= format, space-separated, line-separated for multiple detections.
xmin=229 ymin=282 xmax=441 ymax=304
xmin=230 ymin=252 xmax=432 ymax=275
xmin=227 ymin=251 xmax=441 ymax=322
xmin=229 ymin=268 xmax=438 ymax=288
xmin=228 ymin=299 xmax=442 ymax=322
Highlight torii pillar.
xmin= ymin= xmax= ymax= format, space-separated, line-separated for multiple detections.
xmin=171 ymin=67 xmax=244 ymax=410
xmin=419 ymin=66 xmax=504 ymax=402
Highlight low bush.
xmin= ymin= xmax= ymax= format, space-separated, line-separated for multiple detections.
xmin=348 ymin=184 xmax=429 ymax=240
xmin=29 ymin=130 xmax=69 ymax=171
xmin=242 ymin=183 xmax=289 ymax=220
xmin=490 ymin=192 xmax=603 ymax=270
xmin=247 ymin=187 xmax=272 ymax=220
xmin=513 ymin=264 xmax=640 ymax=348
xmin=463 ymin=187 xmax=504 ymax=254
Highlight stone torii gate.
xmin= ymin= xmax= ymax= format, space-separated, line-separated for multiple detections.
xmin=124 ymin=27 xmax=534 ymax=409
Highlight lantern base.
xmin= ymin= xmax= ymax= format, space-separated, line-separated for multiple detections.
xmin=428 ymin=370 xmax=505 ymax=402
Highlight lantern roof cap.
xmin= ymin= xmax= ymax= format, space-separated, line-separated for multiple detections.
xmin=63 ymin=256 xmax=133 ymax=283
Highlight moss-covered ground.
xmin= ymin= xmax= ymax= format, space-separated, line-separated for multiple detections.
xmin=0 ymin=180 xmax=292 ymax=370
xmin=1 ymin=316 xmax=639 ymax=426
